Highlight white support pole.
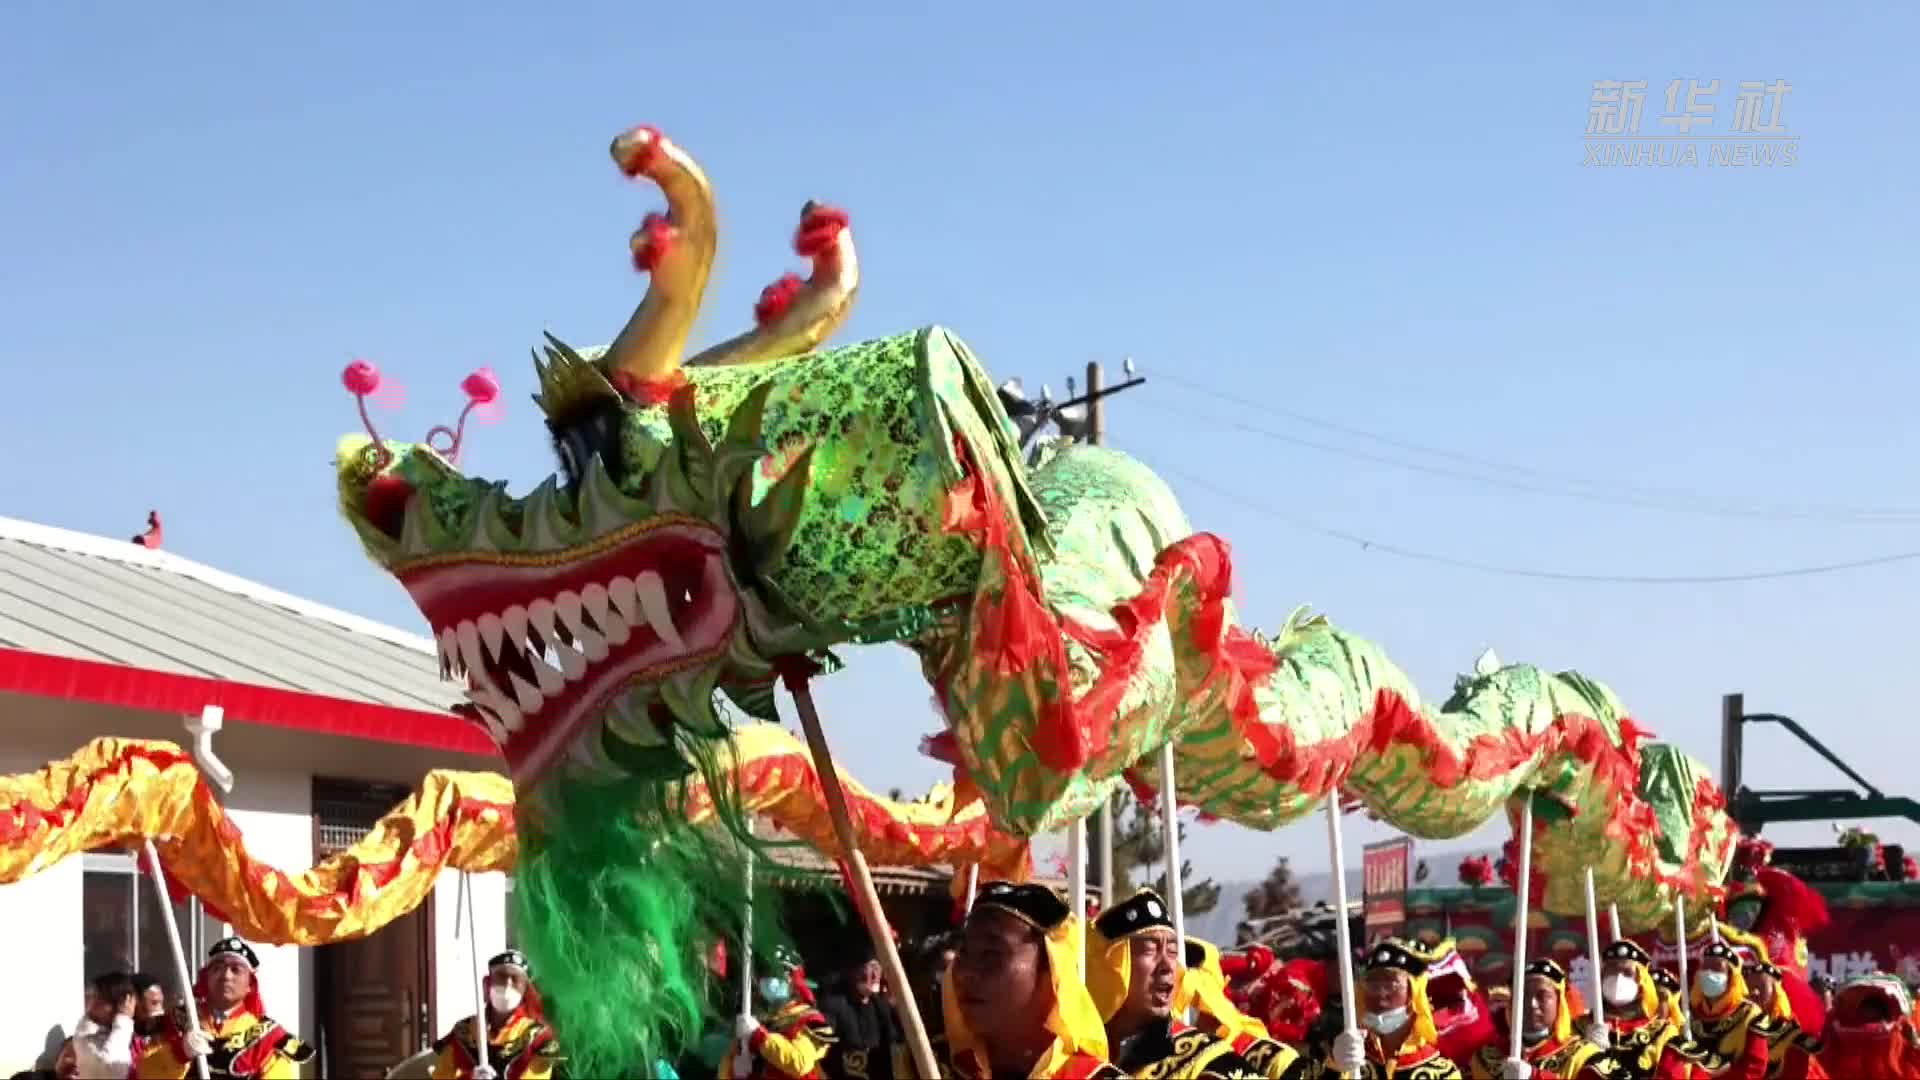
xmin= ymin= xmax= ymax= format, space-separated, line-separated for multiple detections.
xmin=1325 ymin=793 xmax=1359 ymax=1039
xmin=1508 ymin=797 xmax=1535 ymax=1063
xmin=1584 ymin=867 xmax=1607 ymax=1045
xmin=143 ymin=842 xmax=210 ymax=1080
xmin=459 ymin=872 xmax=489 ymax=1069
xmin=1069 ymin=819 xmax=1088 ymax=978
xmin=741 ymin=838 xmax=755 ymax=1022
xmin=1609 ymin=903 xmax=1622 ymax=943
xmin=1157 ymin=743 xmax=1186 ymax=947
xmin=1676 ymin=896 xmax=1691 ymax=1025
xmin=964 ymin=864 xmax=980 ymax=914
xmin=1097 ymin=800 xmax=1114 ymax=912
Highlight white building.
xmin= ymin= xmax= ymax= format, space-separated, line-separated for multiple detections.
xmin=0 ymin=515 xmax=511 ymax=1077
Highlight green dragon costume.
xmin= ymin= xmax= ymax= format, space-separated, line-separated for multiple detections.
xmin=331 ymin=124 xmax=1738 ymax=1072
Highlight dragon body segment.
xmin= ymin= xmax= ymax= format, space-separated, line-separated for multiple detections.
xmin=328 ymin=126 xmax=1735 ymax=1070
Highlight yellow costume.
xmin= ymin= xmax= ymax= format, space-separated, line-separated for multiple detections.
xmin=134 ymin=939 xmax=313 ymax=1080
xmin=431 ymin=1011 xmax=559 ymax=1079
xmin=1336 ymin=938 xmax=1462 ymax=1080
xmin=1174 ymin=936 xmax=1309 ymax=1079
xmin=942 ymin=881 xmax=1120 ymax=1079
xmin=1467 ymin=959 xmax=1619 ymax=1080
xmin=1087 ymin=889 xmax=1254 ymax=1079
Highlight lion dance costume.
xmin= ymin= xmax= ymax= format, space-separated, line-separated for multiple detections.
xmin=1819 ymin=974 xmax=1920 ymax=1079
xmin=325 ymin=123 xmax=1741 ymax=1072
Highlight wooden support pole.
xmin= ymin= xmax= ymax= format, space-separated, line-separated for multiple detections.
xmin=790 ymin=681 xmax=942 ymax=1078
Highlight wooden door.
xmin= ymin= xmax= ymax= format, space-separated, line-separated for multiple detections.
xmin=319 ymin=899 xmax=433 ymax=1079
xmin=314 ymin=777 xmax=436 ymax=1079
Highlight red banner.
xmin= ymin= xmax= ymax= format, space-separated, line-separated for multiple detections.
xmin=1365 ymin=839 xmax=1413 ymax=934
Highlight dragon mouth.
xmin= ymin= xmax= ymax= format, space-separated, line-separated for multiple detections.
xmin=402 ymin=518 xmax=741 ymax=783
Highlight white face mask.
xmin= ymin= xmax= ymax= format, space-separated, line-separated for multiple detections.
xmin=1522 ymin=1025 xmax=1551 ymax=1044
xmin=1362 ymin=1007 xmax=1410 ymax=1035
xmin=1604 ymin=974 xmax=1641 ymax=1006
xmin=488 ymin=985 xmax=523 ymax=1015
xmin=1697 ymin=972 xmax=1730 ymax=1000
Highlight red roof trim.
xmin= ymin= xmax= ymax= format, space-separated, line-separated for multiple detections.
xmin=0 ymin=647 xmax=494 ymax=756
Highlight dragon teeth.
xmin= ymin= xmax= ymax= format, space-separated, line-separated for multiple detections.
xmin=632 ymin=571 xmax=685 ymax=650
xmin=433 ymin=568 xmax=699 ymax=724
xmin=478 ymin=613 xmax=507 ymax=660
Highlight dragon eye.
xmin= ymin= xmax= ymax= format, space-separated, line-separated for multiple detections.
xmin=548 ymin=400 xmax=628 ymax=490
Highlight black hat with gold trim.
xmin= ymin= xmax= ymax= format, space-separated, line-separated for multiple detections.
xmin=1525 ymin=958 xmax=1568 ymax=983
xmin=1093 ymin=889 xmax=1176 ymax=942
xmin=1364 ymin=938 xmax=1430 ymax=978
xmin=1604 ymin=939 xmax=1652 ymax=966
xmin=207 ymin=937 xmax=259 ymax=970
xmin=946 ymin=881 xmax=1107 ymax=1073
xmin=1703 ymin=941 xmax=1742 ymax=966
xmin=975 ymin=880 xmax=1072 ymax=931
xmin=1650 ymin=968 xmax=1682 ymax=994
xmin=489 ymin=949 xmax=531 ymax=976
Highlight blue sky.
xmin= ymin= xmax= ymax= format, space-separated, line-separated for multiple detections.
xmin=4 ymin=4 xmax=1915 ymax=888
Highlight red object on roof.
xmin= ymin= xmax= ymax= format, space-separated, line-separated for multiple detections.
xmin=131 ymin=510 xmax=163 ymax=549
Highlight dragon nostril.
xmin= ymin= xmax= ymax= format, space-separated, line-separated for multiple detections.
xmin=364 ymin=474 xmax=415 ymax=538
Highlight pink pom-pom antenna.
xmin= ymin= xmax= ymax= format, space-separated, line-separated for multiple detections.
xmin=424 ymin=367 xmax=505 ymax=465
xmin=343 ymin=359 xmax=396 ymax=469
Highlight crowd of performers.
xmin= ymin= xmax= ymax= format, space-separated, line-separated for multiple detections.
xmin=76 ymin=881 xmax=1920 ymax=1079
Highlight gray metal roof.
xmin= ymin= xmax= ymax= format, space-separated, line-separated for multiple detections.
xmin=0 ymin=516 xmax=459 ymax=716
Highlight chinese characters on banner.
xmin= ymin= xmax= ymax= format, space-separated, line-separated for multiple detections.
xmin=1363 ymin=839 xmax=1412 ymax=941
xmin=1584 ymin=79 xmax=1797 ymax=167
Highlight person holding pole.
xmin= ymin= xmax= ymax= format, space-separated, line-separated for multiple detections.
xmin=1329 ymin=939 xmax=1462 ymax=1079
xmin=1578 ymin=940 xmax=1723 ymax=1080
xmin=430 ymin=951 xmax=563 ymax=1080
xmin=134 ymin=939 xmax=314 ymax=1080
xmin=1467 ymin=959 xmax=1622 ymax=1079
xmin=722 ymin=948 xmax=839 ymax=1080
xmin=1685 ymin=941 xmax=1787 ymax=1080
xmin=1085 ymin=889 xmax=1256 ymax=1078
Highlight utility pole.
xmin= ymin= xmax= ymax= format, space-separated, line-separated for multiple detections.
xmin=994 ymin=359 xmax=1144 ymax=914
xmin=1086 ymin=362 xmax=1113 ymax=910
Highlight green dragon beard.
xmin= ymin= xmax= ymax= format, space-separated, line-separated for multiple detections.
xmin=512 ymin=760 xmax=785 ymax=1074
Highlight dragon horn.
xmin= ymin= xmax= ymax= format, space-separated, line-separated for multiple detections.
xmin=690 ymin=201 xmax=859 ymax=368
xmin=603 ymin=126 xmax=717 ymax=389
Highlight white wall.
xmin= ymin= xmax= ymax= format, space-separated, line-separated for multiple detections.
xmin=432 ymin=868 xmax=509 ymax=1037
xmin=0 ymin=694 xmax=511 ymax=1074
xmin=0 ymin=857 xmax=81 ymax=1074
xmin=219 ymin=765 xmax=315 ymax=1043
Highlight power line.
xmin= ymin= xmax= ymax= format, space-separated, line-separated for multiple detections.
xmin=1147 ymin=368 xmax=1920 ymax=525
xmin=1156 ymin=462 xmax=1920 ymax=584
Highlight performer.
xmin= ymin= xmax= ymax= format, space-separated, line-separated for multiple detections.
xmin=723 ymin=948 xmax=838 ymax=1080
xmin=1817 ymin=973 xmax=1920 ymax=1079
xmin=1085 ymin=889 xmax=1254 ymax=1078
xmin=1468 ymin=959 xmax=1621 ymax=1079
xmin=1325 ymin=938 xmax=1462 ymax=1079
xmin=134 ymin=938 xmax=314 ymax=1080
xmin=1649 ymin=971 xmax=1685 ymax=1031
xmin=1176 ymin=936 xmax=1311 ymax=1078
xmin=430 ymin=950 xmax=561 ymax=1080
xmin=1584 ymin=940 xmax=1721 ymax=1079
xmin=1739 ymin=956 xmax=1824 ymax=1080
xmin=943 ymin=880 xmax=1121 ymax=1079
xmin=1406 ymin=940 xmax=1498 ymax=1073
xmin=1686 ymin=941 xmax=1789 ymax=1080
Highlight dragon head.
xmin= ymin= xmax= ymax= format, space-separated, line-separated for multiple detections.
xmin=335 ymin=372 xmax=811 ymax=789
xmin=331 ymin=124 xmax=862 ymax=794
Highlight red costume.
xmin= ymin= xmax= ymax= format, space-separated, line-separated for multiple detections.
xmin=1819 ymin=974 xmax=1920 ymax=1079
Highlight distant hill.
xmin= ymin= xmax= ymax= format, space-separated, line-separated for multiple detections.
xmin=1186 ymin=846 xmax=1500 ymax=946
